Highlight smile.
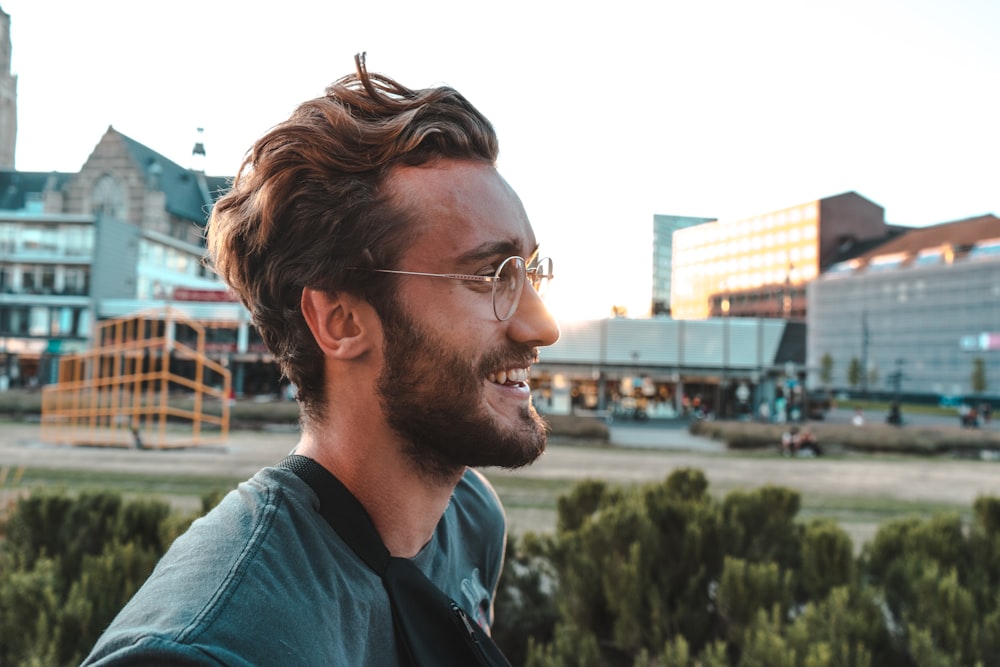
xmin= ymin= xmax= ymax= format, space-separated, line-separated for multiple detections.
xmin=486 ymin=367 xmax=530 ymax=386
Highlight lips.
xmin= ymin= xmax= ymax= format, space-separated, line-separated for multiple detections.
xmin=487 ymin=367 xmax=530 ymax=386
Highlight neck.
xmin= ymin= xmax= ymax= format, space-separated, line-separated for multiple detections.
xmin=294 ymin=423 xmax=464 ymax=558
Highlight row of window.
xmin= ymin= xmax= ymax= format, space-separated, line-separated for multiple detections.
xmin=0 ymin=222 xmax=95 ymax=256
xmin=676 ymin=205 xmax=818 ymax=247
xmin=825 ymin=241 xmax=1000 ymax=277
xmin=815 ymin=280 xmax=1000 ymax=306
xmin=137 ymin=240 xmax=209 ymax=276
xmin=675 ymin=229 xmax=819 ymax=262
xmin=0 ymin=305 xmax=91 ymax=337
xmin=0 ymin=264 xmax=90 ymax=295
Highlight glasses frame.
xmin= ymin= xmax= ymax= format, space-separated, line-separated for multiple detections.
xmin=363 ymin=256 xmax=553 ymax=321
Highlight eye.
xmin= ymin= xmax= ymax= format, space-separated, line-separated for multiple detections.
xmin=494 ymin=257 xmax=525 ymax=294
xmin=463 ymin=270 xmax=495 ymax=292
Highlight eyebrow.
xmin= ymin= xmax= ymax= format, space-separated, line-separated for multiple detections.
xmin=456 ymin=240 xmax=540 ymax=265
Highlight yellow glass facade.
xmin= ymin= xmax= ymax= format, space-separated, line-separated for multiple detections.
xmin=670 ymin=201 xmax=821 ymax=319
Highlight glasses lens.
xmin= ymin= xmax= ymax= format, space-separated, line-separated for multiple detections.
xmin=530 ymin=257 xmax=553 ymax=297
xmin=493 ymin=256 xmax=525 ymax=321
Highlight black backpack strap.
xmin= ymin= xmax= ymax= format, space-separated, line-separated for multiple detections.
xmin=384 ymin=557 xmax=513 ymax=667
xmin=278 ymin=454 xmax=389 ymax=573
xmin=277 ymin=454 xmax=512 ymax=667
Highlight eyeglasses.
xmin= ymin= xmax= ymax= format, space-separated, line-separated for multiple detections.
xmin=363 ymin=256 xmax=553 ymax=321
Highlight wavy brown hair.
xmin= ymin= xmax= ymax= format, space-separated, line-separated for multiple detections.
xmin=206 ymin=54 xmax=498 ymax=422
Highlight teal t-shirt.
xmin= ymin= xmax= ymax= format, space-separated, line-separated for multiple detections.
xmin=82 ymin=464 xmax=507 ymax=666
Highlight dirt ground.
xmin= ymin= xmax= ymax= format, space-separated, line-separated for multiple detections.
xmin=2 ymin=421 xmax=998 ymax=548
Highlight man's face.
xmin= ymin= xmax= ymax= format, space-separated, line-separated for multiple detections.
xmin=375 ymin=160 xmax=560 ymax=478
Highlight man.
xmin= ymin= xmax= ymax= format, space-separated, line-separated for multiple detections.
xmin=83 ymin=54 xmax=559 ymax=665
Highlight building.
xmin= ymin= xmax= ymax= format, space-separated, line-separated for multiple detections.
xmin=0 ymin=5 xmax=14 ymax=169
xmin=807 ymin=215 xmax=1000 ymax=400
xmin=651 ymin=214 xmax=715 ymax=315
xmin=0 ymin=127 xmax=229 ymax=387
xmin=670 ymin=192 xmax=888 ymax=320
xmin=535 ymin=316 xmax=808 ymax=421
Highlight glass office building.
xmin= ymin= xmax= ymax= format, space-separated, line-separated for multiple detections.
xmin=807 ymin=215 xmax=1000 ymax=400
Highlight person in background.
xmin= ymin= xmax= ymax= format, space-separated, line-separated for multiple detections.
xmin=781 ymin=425 xmax=800 ymax=456
xmin=886 ymin=400 xmax=903 ymax=426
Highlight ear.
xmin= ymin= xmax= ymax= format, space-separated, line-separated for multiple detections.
xmin=300 ymin=287 xmax=377 ymax=360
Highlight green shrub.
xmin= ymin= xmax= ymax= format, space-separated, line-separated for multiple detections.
xmin=0 ymin=489 xmax=190 ymax=667
xmin=5 ymin=477 xmax=1000 ymax=667
xmin=493 ymin=533 xmax=559 ymax=667
xmin=799 ymin=518 xmax=855 ymax=600
xmin=529 ymin=474 xmax=1000 ymax=666
xmin=688 ymin=419 xmax=1000 ymax=456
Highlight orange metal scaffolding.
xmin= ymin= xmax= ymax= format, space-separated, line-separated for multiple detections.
xmin=40 ymin=307 xmax=231 ymax=448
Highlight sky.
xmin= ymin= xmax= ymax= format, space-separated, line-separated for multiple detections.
xmin=4 ymin=0 xmax=998 ymax=320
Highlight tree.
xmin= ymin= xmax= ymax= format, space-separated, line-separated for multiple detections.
xmin=819 ymin=353 xmax=834 ymax=389
xmin=867 ymin=365 xmax=879 ymax=390
xmin=847 ymin=358 xmax=861 ymax=390
xmin=972 ymin=357 xmax=988 ymax=395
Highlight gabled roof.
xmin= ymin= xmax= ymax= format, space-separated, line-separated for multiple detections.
xmin=0 ymin=130 xmax=233 ymax=221
xmin=857 ymin=214 xmax=1000 ymax=260
xmin=0 ymin=170 xmax=74 ymax=210
xmin=114 ymin=129 xmax=231 ymax=225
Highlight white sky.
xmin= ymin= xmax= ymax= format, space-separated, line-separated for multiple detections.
xmin=4 ymin=0 xmax=998 ymax=320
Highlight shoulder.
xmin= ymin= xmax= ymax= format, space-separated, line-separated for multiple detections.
xmin=455 ymin=468 xmax=504 ymax=517
xmin=450 ymin=468 xmax=507 ymax=544
xmin=85 ymin=466 xmax=389 ymax=665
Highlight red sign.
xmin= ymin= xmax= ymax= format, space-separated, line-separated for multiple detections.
xmin=172 ymin=288 xmax=236 ymax=302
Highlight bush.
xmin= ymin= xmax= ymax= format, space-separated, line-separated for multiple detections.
xmin=0 ymin=489 xmax=200 ymax=667
xmin=689 ymin=419 xmax=1000 ymax=456
xmin=525 ymin=473 xmax=1000 ymax=666
xmin=5 ymin=478 xmax=1000 ymax=666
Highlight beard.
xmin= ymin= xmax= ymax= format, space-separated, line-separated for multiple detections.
xmin=375 ymin=299 xmax=548 ymax=480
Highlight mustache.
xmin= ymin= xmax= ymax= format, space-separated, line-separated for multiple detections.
xmin=478 ymin=345 xmax=538 ymax=373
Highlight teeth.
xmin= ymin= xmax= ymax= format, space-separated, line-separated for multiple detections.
xmin=488 ymin=367 xmax=530 ymax=385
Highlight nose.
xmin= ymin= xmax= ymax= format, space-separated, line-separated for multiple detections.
xmin=507 ymin=282 xmax=560 ymax=347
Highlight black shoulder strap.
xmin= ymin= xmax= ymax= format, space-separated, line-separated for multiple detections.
xmin=278 ymin=454 xmax=511 ymax=667
xmin=278 ymin=454 xmax=390 ymax=573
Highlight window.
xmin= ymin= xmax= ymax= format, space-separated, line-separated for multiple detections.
xmin=92 ymin=174 xmax=127 ymax=219
xmin=64 ymin=226 xmax=95 ymax=255
xmin=867 ymin=253 xmax=906 ymax=272
xmin=914 ymin=250 xmax=942 ymax=266
xmin=968 ymin=239 xmax=1000 ymax=261
xmin=64 ymin=268 xmax=89 ymax=295
xmin=52 ymin=307 xmax=73 ymax=335
xmin=29 ymin=306 xmax=48 ymax=336
xmin=0 ymin=224 xmax=15 ymax=252
xmin=0 ymin=306 xmax=30 ymax=334
xmin=41 ymin=266 xmax=55 ymax=292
